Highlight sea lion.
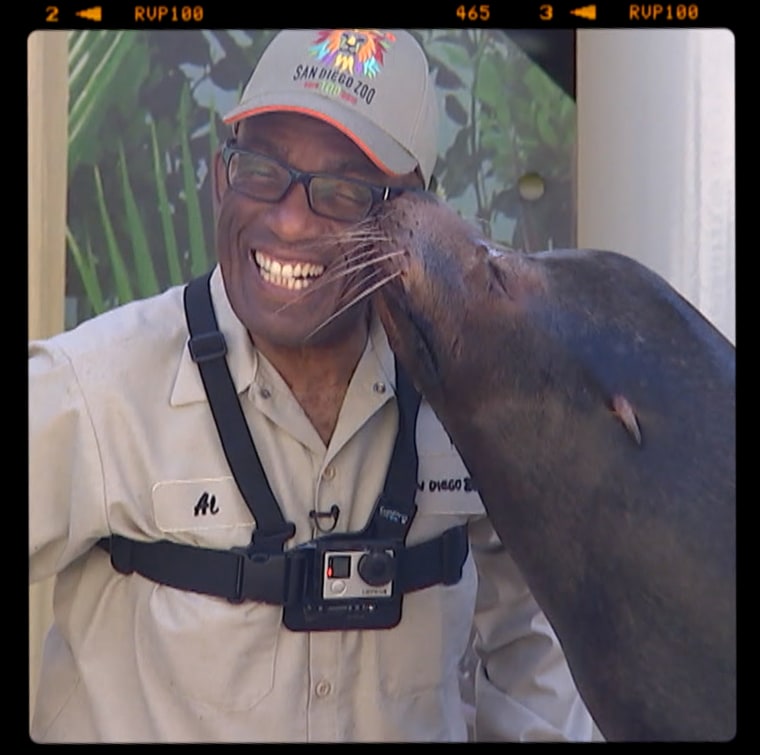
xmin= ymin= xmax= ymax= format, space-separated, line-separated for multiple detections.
xmin=370 ymin=192 xmax=736 ymax=742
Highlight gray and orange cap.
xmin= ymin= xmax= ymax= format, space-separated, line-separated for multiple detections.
xmin=222 ymin=29 xmax=439 ymax=187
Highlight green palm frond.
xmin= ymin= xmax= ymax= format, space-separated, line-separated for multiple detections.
xmin=66 ymin=225 xmax=106 ymax=316
xmin=178 ymin=84 xmax=209 ymax=277
xmin=149 ymin=118 xmax=184 ymax=287
xmin=68 ymin=31 xmax=142 ymax=172
xmin=93 ymin=164 xmax=134 ymax=305
xmin=117 ymin=142 xmax=160 ymax=297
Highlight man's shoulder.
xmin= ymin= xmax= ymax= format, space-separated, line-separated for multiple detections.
xmin=39 ymin=284 xmax=188 ymax=371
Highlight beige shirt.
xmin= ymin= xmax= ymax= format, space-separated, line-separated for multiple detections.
xmin=29 ymin=266 xmax=595 ymax=742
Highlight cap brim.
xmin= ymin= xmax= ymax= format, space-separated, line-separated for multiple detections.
xmin=223 ymin=91 xmax=418 ymax=178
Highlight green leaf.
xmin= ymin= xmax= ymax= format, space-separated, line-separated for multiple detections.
xmin=208 ymin=93 xmax=220 ymax=157
xmin=66 ymin=225 xmax=106 ymax=316
xmin=118 ymin=142 xmax=160 ymax=297
xmin=178 ymin=85 xmax=209 ymax=277
xmin=149 ymin=119 xmax=183 ymax=287
xmin=522 ymin=64 xmax=553 ymax=100
xmin=93 ymin=164 xmax=134 ymax=305
xmin=535 ymin=107 xmax=560 ymax=149
xmin=473 ymin=52 xmax=504 ymax=111
xmin=69 ymin=31 xmax=139 ymax=171
xmin=435 ymin=41 xmax=473 ymax=71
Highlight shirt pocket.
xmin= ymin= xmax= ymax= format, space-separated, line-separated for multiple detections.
xmin=134 ymin=587 xmax=282 ymax=712
xmin=373 ymin=553 xmax=479 ymax=699
xmin=140 ymin=476 xmax=280 ymax=711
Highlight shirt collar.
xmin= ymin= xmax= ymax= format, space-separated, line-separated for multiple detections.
xmin=170 ymin=266 xmax=399 ymax=409
xmin=170 ymin=266 xmax=260 ymax=407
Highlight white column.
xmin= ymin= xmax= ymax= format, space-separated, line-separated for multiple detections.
xmin=28 ymin=29 xmax=69 ymax=728
xmin=577 ymin=29 xmax=735 ymax=344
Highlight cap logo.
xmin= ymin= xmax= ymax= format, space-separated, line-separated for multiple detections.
xmin=292 ymin=29 xmax=397 ymax=107
xmin=309 ymin=29 xmax=395 ymax=78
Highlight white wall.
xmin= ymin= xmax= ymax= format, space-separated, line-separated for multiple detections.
xmin=577 ymin=29 xmax=735 ymax=344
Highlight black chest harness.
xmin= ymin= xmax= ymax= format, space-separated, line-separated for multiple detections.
xmin=98 ymin=272 xmax=468 ymax=631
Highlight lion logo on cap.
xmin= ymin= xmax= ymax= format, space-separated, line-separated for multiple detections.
xmin=309 ymin=29 xmax=396 ymax=79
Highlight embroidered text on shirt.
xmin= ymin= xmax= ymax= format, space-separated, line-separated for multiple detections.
xmin=194 ymin=491 xmax=219 ymax=516
xmin=418 ymin=477 xmax=477 ymax=493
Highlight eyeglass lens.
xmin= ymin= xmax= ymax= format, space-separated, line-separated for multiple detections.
xmin=228 ymin=151 xmax=376 ymax=222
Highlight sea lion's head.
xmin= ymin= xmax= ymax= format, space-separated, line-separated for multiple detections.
xmin=373 ymin=191 xmax=547 ymax=405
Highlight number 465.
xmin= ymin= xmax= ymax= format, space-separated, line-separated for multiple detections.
xmin=457 ymin=4 xmax=491 ymax=21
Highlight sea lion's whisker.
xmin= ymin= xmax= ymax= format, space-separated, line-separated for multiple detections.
xmin=332 ymin=265 xmax=392 ymax=312
xmin=328 ymin=248 xmax=405 ymax=278
xmin=297 ymin=248 xmax=406 ymax=303
xmin=305 ymin=270 xmax=401 ymax=341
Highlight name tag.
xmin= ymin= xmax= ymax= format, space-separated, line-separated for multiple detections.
xmin=152 ymin=477 xmax=253 ymax=542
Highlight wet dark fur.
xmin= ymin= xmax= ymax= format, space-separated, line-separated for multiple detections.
xmin=364 ymin=192 xmax=736 ymax=742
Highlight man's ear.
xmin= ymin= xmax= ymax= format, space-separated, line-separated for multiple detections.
xmin=211 ymin=147 xmax=227 ymax=222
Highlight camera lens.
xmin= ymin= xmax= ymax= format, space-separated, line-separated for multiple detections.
xmin=357 ymin=550 xmax=396 ymax=586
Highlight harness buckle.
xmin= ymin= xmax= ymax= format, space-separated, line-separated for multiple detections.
xmin=229 ymin=522 xmax=297 ymax=604
xmin=188 ymin=331 xmax=227 ymax=363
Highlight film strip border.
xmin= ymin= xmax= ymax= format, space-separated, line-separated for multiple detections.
xmin=32 ymin=2 xmax=733 ymax=31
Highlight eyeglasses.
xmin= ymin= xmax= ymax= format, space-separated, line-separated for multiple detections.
xmin=221 ymin=139 xmax=411 ymax=223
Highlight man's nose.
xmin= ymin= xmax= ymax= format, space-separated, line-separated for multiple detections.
xmin=262 ymin=180 xmax=317 ymax=241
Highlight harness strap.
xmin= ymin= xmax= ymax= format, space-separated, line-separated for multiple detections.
xmin=368 ymin=357 xmax=421 ymax=541
xmin=98 ymin=525 xmax=468 ymax=604
xmin=183 ymin=272 xmax=294 ymax=546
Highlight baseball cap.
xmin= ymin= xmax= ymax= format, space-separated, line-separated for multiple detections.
xmin=223 ymin=29 xmax=439 ymax=187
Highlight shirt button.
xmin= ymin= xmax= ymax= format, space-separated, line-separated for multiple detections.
xmin=373 ymin=381 xmax=386 ymax=394
xmin=323 ymin=465 xmax=336 ymax=481
xmin=314 ymin=679 xmax=332 ymax=698
xmin=259 ymin=386 xmax=272 ymax=399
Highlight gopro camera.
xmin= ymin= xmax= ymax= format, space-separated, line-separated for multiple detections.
xmin=283 ymin=537 xmax=403 ymax=632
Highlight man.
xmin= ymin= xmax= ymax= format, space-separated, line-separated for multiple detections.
xmin=29 ymin=29 xmax=596 ymax=742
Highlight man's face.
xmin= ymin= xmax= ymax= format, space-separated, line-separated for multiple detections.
xmin=214 ymin=111 xmax=421 ymax=348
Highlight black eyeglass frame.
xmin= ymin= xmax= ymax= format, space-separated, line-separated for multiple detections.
xmin=221 ymin=138 xmax=416 ymax=222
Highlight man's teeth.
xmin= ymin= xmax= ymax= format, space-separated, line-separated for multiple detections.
xmin=254 ymin=251 xmax=325 ymax=290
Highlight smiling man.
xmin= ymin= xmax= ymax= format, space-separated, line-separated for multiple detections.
xmin=214 ymin=110 xmax=423 ymax=445
xmin=29 ymin=29 xmax=595 ymax=742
